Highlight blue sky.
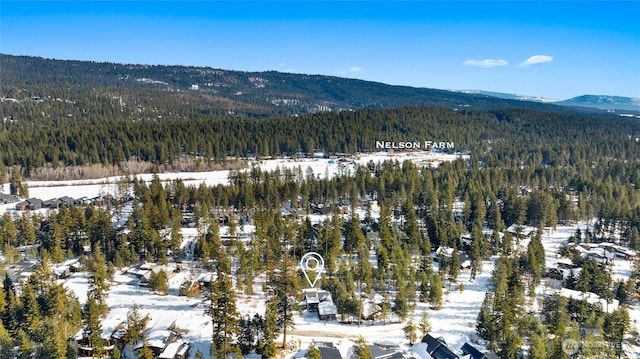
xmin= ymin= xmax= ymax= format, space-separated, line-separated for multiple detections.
xmin=1 ymin=1 xmax=638 ymax=99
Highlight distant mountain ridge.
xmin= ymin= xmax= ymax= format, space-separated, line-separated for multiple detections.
xmin=454 ymin=90 xmax=559 ymax=103
xmin=455 ymin=90 xmax=640 ymax=113
xmin=557 ymin=95 xmax=640 ymax=112
xmin=0 ymin=53 xmax=630 ymax=116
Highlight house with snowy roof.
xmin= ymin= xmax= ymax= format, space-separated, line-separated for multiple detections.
xmin=553 ymin=288 xmax=619 ymax=313
xmin=0 ymin=193 xmax=19 ymax=204
xmin=506 ymin=223 xmax=537 ymax=238
xmin=420 ymin=334 xmax=459 ymax=359
xmin=367 ymin=343 xmax=408 ymax=359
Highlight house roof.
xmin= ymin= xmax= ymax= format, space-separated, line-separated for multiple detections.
xmin=292 ymin=350 xmax=307 ymax=358
xmin=506 ymin=223 xmax=537 ymax=236
xmin=431 ymin=346 xmax=459 ymax=359
xmin=159 ymin=342 xmax=183 ymax=359
xmin=420 ymin=334 xmax=458 ymax=359
xmin=555 ymin=288 xmax=620 ymax=313
xmin=159 ymin=341 xmax=189 ymax=359
xmin=368 ymin=344 xmax=405 ymax=359
xmin=318 ymin=301 xmax=337 ymax=316
xmin=0 ymin=193 xmax=19 ymax=203
xmin=26 ymin=198 xmax=43 ymax=205
xmin=303 ymin=288 xmax=332 ymax=304
xmin=421 ymin=334 xmax=447 ymax=354
xmin=59 ymin=195 xmax=75 ymax=203
xmin=460 ymin=343 xmax=482 ymax=358
xmin=460 ymin=343 xmax=484 ymax=359
xmin=319 ymin=346 xmax=342 ymax=359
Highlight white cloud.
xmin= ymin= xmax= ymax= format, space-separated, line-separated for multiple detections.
xmin=519 ymin=55 xmax=554 ymax=67
xmin=462 ymin=59 xmax=508 ymax=68
xmin=348 ymin=66 xmax=363 ymax=73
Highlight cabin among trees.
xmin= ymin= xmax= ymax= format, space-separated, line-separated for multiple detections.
xmin=301 ymin=288 xmax=337 ymax=321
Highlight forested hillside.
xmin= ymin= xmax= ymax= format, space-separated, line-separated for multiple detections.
xmin=1 ymin=54 xmax=605 ymax=118
xmin=3 ymin=53 xmax=633 ymax=180
xmin=0 ymin=99 xmax=638 ymax=180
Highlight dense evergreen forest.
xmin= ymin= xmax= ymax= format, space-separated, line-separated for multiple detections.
xmin=1 ymin=97 xmax=638 ymax=179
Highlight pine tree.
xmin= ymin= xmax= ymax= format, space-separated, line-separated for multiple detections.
xmin=111 ymin=346 xmax=121 ymax=359
xmin=9 ymin=166 xmax=27 ymax=197
xmin=393 ymin=277 xmax=409 ymax=320
xmin=448 ymin=245 xmax=460 ymax=284
xmin=603 ymin=308 xmax=630 ymax=357
xmin=125 ymin=304 xmax=146 ymax=359
xmin=528 ymin=331 xmax=547 ymax=359
xmin=265 ymin=249 xmax=298 ymax=348
xmin=526 ymin=232 xmax=546 ymax=292
xmin=148 ymin=269 xmax=169 ymax=294
xmin=476 ymin=293 xmax=496 ymax=343
xmin=353 ymin=336 xmax=372 ymax=359
xmin=65 ymin=340 xmax=77 ymax=359
xmin=403 ymin=316 xmax=417 ymax=344
xmin=138 ymin=344 xmax=155 ymax=359
xmin=207 ymin=273 xmax=239 ymax=358
xmin=429 ymin=274 xmax=443 ymax=310
xmin=261 ymin=301 xmax=278 ymax=358
xmin=470 ymin=225 xmax=484 ymax=280
xmin=17 ymin=329 xmax=36 ymax=359
xmin=16 ymin=213 xmax=36 ymax=246
xmin=39 ymin=317 xmax=68 ymax=358
xmin=87 ymin=243 xmax=109 ymax=314
xmin=418 ymin=310 xmax=431 ymax=337
xmin=0 ymin=213 xmax=17 ymax=247
xmin=0 ymin=320 xmax=13 ymax=359
xmin=82 ymin=297 xmax=104 ymax=358
xmin=498 ymin=327 xmax=522 ymax=359
xmin=306 ymin=343 xmax=321 ymax=359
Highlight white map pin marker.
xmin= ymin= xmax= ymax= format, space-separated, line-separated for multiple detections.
xmin=300 ymin=252 xmax=324 ymax=288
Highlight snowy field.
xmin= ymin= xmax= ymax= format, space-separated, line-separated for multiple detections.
xmin=17 ymin=151 xmax=467 ymax=201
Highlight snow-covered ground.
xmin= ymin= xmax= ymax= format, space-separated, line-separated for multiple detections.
xmin=58 ymin=224 xmax=640 ymax=359
xmin=61 ymin=255 xmax=495 ymax=359
xmin=536 ymin=224 xmax=640 ymax=357
xmin=2 ymin=151 xmax=639 ymax=358
xmin=16 ymin=151 xmax=467 ymax=201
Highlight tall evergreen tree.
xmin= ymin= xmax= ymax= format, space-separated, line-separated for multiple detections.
xmin=207 ymin=273 xmax=239 ymax=358
xmin=87 ymin=243 xmax=109 ymax=314
xmin=82 ymin=297 xmax=104 ymax=358
xmin=125 ymin=304 xmax=146 ymax=359
xmin=429 ymin=274 xmax=443 ymax=310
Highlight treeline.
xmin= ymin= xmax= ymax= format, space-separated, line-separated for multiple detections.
xmin=1 ymin=98 xmax=639 ymax=179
